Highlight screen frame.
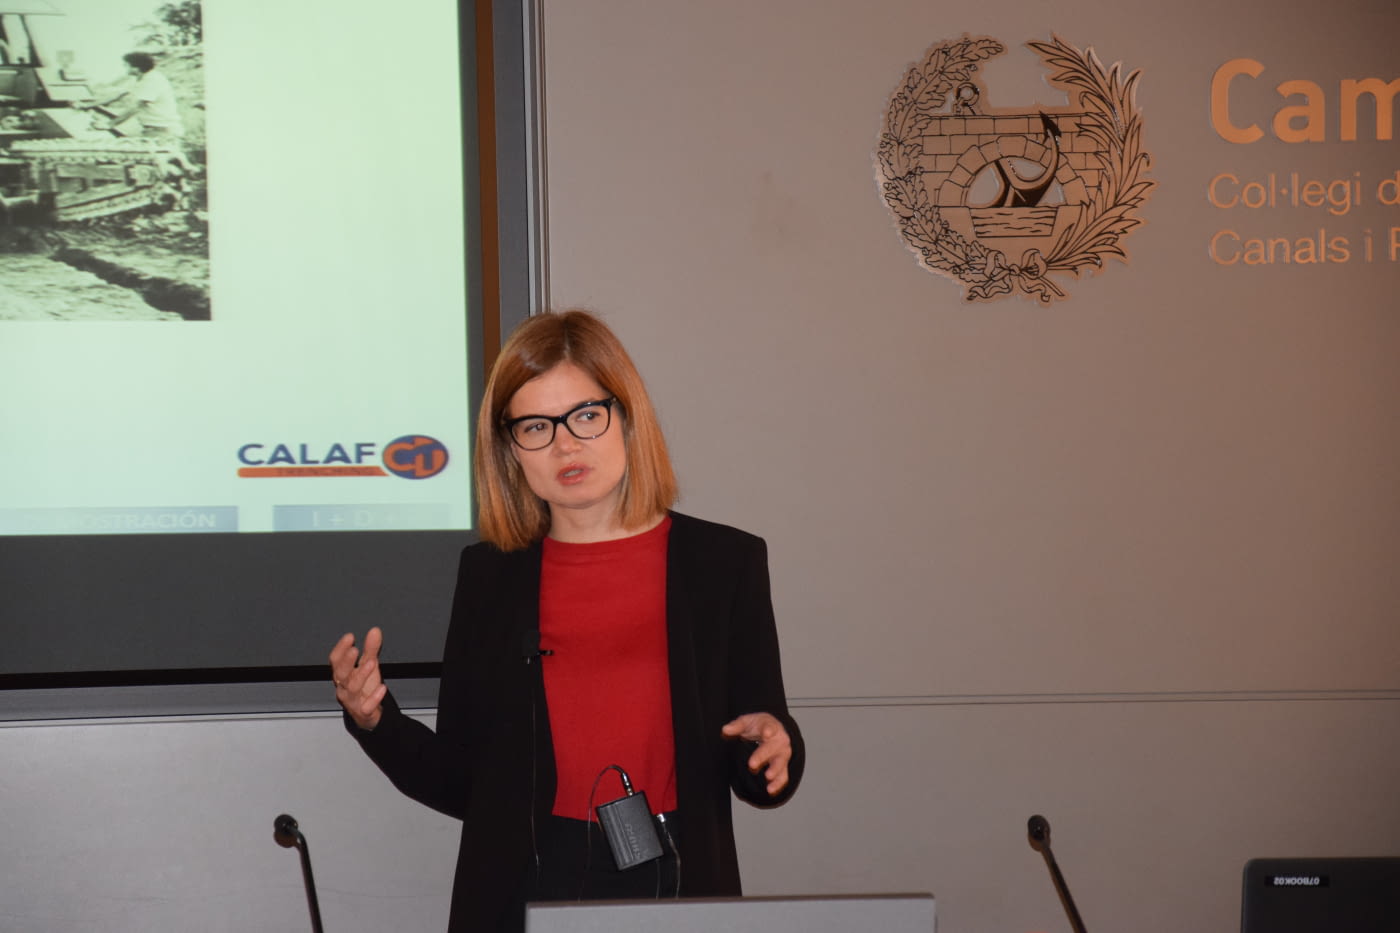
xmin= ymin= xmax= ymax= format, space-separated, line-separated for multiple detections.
xmin=0 ymin=0 xmax=544 ymax=722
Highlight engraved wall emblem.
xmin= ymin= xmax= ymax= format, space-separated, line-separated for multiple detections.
xmin=876 ymin=35 xmax=1155 ymax=303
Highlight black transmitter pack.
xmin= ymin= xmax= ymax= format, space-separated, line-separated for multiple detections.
xmin=596 ymin=788 xmax=663 ymax=870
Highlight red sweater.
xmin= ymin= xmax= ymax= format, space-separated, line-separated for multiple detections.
xmin=539 ymin=516 xmax=677 ymax=819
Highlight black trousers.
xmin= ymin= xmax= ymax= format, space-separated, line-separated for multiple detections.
xmin=521 ymin=812 xmax=681 ymax=906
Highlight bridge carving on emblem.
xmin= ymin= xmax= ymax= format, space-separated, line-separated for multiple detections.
xmin=927 ymin=111 xmax=1101 ymax=259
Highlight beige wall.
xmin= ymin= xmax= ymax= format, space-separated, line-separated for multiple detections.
xmin=539 ymin=0 xmax=1400 ymax=930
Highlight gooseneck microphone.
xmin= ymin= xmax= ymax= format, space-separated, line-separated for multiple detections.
xmin=1027 ymin=814 xmax=1088 ymax=933
xmin=274 ymin=813 xmax=325 ymax=933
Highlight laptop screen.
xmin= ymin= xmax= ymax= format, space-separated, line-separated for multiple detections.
xmin=1241 ymin=857 xmax=1400 ymax=933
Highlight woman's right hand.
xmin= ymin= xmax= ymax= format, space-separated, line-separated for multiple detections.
xmin=329 ymin=627 xmax=387 ymax=731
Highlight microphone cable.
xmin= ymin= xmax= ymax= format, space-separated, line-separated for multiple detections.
xmin=655 ymin=811 xmax=681 ymax=898
xmin=582 ymin=764 xmax=630 ymax=900
xmin=522 ymin=630 xmax=553 ymax=884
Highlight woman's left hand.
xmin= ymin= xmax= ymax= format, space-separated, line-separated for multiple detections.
xmin=721 ymin=712 xmax=792 ymax=796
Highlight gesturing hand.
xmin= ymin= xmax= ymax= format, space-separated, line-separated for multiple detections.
xmin=329 ymin=627 xmax=387 ymax=731
xmin=721 ymin=711 xmax=792 ymax=796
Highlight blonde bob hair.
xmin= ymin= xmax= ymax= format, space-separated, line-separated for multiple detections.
xmin=474 ymin=310 xmax=678 ymax=550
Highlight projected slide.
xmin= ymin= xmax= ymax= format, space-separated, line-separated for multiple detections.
xmin=0 ymin=0 xmax=472 ymax=536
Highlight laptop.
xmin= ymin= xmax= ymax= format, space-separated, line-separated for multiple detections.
xmin=1241 ymin=857 xmax=1400 ymax=933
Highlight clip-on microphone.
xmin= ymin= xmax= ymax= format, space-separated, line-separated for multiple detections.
xmin=1027 ymin=814 xmax=1088 ymax=933
xmin=522 ymin=629 xmax=554 ymax=663
xmin=275 ymin=813 xmax=326 ymax=933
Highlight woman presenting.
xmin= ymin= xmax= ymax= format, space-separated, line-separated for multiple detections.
xmin=329 ymin=309 xmax=805 ymax=932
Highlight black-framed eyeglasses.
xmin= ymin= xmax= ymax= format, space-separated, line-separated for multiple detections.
xmin=503 ymin=397 xmax=618 ymax=450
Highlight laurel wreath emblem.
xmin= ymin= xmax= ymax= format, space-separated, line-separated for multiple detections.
xmin=876 ymin=35 xmax=1155 ymax=303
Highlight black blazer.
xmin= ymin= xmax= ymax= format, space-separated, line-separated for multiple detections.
xmin=351 ymin=511 xmax=805 ymax=932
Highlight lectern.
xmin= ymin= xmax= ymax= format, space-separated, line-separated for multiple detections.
xmin=526 ymin=893 xmax=936 ymax=933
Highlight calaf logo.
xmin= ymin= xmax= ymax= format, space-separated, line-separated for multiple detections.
xmin=237 ymin=434 xmax=449 ymax=479
xmin=876 ymin=35 xmax=1155 ymax=303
